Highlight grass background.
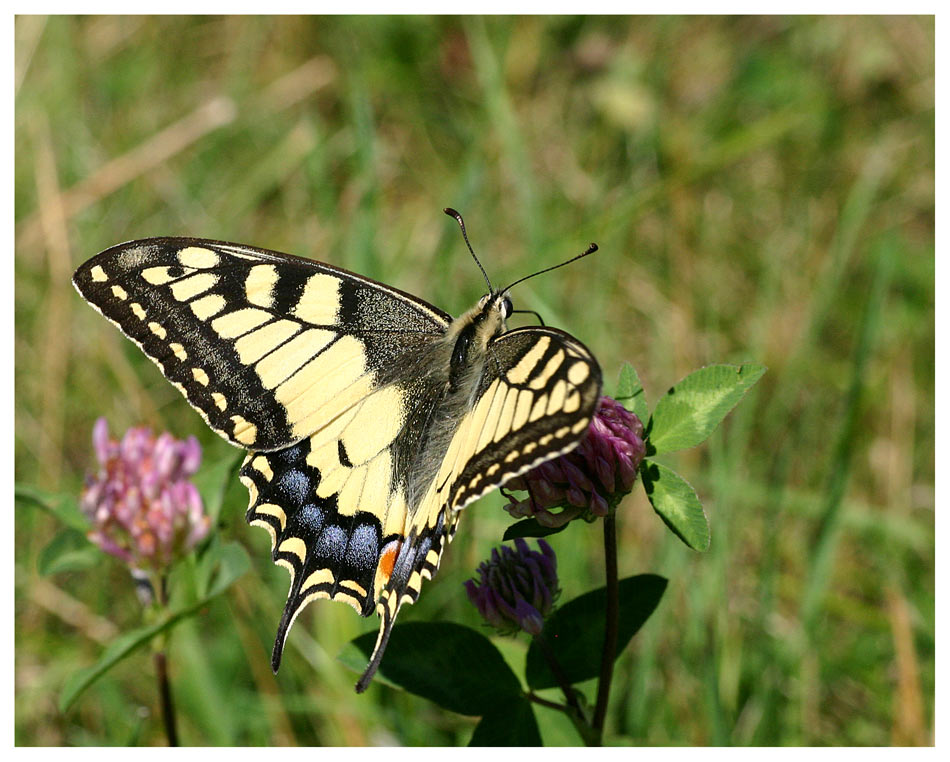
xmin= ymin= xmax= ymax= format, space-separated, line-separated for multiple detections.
xmin=14 ymin=15 xmax=934 ymax=746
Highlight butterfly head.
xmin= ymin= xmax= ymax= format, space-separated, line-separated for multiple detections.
xmin=459 ymin=290 xmax=513 ymax=346
xmin=445 ymin=290 xmax=513 ymax=392
xmin=476 ymin=291 xmax=513 ymax=322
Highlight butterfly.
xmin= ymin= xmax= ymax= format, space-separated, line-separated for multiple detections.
xmin=72 ymin=209 xmax=602 ymax=691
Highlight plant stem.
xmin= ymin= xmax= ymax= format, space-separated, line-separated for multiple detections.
xmin=154 ymin=650 xmax=179 ymax=746
xmin=593 ymin=510 xmax=619 ymax=740
xmin=525 ymin=691 xmax=569 ymax=713
xmin=533 ymin=632 xmax=583 ymax=715
xmin=153 ymin=573 xmax=179 ymax=746
xmin=533 ymin=632 xmax=597 ymax=746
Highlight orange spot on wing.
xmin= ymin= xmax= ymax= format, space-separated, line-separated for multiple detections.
xmin=379 ymin=541 xmax=402 ymax=582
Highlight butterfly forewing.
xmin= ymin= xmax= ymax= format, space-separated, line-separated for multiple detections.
xmin=72 ymin=238 xmax=450 ymax=451
xmin=449 ymin=326 xmax=602 ymax=509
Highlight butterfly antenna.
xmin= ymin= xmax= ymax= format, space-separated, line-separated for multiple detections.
xmin=503 ymin=242 xmax=598 ymax=292
xmin=444 ymin=207 xmax=493 ymax=292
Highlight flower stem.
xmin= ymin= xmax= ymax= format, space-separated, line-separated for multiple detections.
xmin=154 ymin=650 xmax=179 ymax=746
xmin=152 ymin=574 xmax=178 ymax=746
xmin=593 ymin=510 xmax=619 ymax=741
xmin=525 ymin=691 xmax=570 ymax=713
xmin=533 ymin=633 xmax=581 ymax=712
xmin=533 ymin=632 xmax=597 ymax=745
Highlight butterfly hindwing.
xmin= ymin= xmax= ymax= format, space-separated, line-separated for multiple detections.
xmin=72 ymin=237 xmax=450 ymax=451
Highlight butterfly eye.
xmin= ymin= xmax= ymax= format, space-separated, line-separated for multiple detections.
xmin=501 ymin=296 xmax=513 ymax=318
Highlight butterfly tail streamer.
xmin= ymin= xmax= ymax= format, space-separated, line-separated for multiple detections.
xmin=271 ymin=595 xmax=299 ymax=673
xmin=355 ymin=607 xmax=398 ymax=693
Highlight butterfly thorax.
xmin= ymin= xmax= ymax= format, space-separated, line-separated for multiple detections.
xmin=444 ymin=292 xmax=510 ymax=394
xmin=400 ymin=291 xmax=511 ymax=511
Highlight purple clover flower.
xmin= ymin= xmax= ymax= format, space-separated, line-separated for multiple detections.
xmin=503 ymin=396 xmax=646 ymax=527
xmin=80 ymin=418 xmax=210 ymax=572
xmin=464 ymin=538 xmax=559 ymax=636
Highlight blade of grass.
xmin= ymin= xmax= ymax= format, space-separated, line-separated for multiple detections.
xmin=33 ymin=114 xmax=72 ymax=489
xmin=18 ymin=96 xmax=238 ymax=250
xmin=346 ymin=78 xmax=381 ymax=279
xmin=467 ymin=18 xmax=541 ymax=253
xmin=800 ymin=234 xmax=894 ymax=627
xmin=795 ymin=234 xmax=894 ymax=744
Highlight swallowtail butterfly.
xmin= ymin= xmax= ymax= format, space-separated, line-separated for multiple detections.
xmin=72 ymin=210 xmax=602 ymax=691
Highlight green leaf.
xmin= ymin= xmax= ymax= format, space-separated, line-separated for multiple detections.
xmin=344 ymin=622 xmax=522 ymax=715
xmin=199 ymin=540 xmax=251 ymax=599
xmin=503 ymin=518 xmax=569 ymax=540
xmin=469 ymin=696 xmax=541 ymax=746
xmin=640 ymin=460 xmax=710 ymax=551
xmin=37 ymin=529 xmax=101 ymax=576
xmin=647 ymin=364 xmax=766 ymax=454
xmin=61 ymin=610 xmax=183 ymax=713
xmin=59 ymin=540 xmax=249 ymax=712
xmin=616 ymin=362 xmax=649 ymax=424
xmin=16 ymin=484 xmax=87 ymax=532
xmin=191 ymin=449 xmax=242 ymax=524
xmin=525 ymin=574 xmax=667 ymax=690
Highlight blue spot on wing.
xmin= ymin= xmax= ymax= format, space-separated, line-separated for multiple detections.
xmin=346 ymin=523 xmax=380 ymax=573
xmin=316 ymin=525 xmax=347 ymax=563
xmin=275 ymin=469 xmax=310 ymax=507
xmin=294 ymin=504 xmax=324 ymax=535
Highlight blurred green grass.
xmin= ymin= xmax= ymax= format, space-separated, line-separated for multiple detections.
xmin=14 ymin=15 xmax=933 ymax=746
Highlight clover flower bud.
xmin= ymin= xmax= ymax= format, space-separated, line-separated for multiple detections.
xmin=503 ymin=396 xmax=645 ymax=527
xmin=80 ymin=418 xmax=210 ymax=572
xmin=464 ymin=538 xmax=559 ymax=636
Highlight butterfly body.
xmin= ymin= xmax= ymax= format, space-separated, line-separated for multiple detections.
xmin=72 ymin=234 xmax=601 ymax=690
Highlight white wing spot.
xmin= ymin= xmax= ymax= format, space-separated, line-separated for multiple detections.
xmin=251 ymin=455 xmax=274 ymax=481
xmin=506 ymin=336 xmax=551 ymax=385
xmin=231 ymin=415 xmax=258 ymax=445
xmin=278 ymin=537 xmax=307 ymax=562
xmin=211 ymin=308 xmax=272 ymax=339
xmin=110 ymin=285 xmax=128 ymax=300
xmin=246 ymin=265 xmax=278 ymax=309
xmin=192 ymin=368 xmax=210 ymax=386
xmin=235 ymin=320 xmax=301 ymax=366
xmin=293 ymin=273 xmax=341 ymax=325
xmin=529 ymin=349 xmax=565 ymax=390
xmin=90 ymin=265 xmax=108 ymax=282
xmin=253 ymin=502 xmax=287 ymax=531
xmin=177 ymin=246 xmax=220 ymax=269
xmin=567 ymin=361 xmax=589 ymax=386
xmin=190 ymin=293 xmax=226 ymax=320
xmin=143 ymin=266 xmax=191 ymax=286
xmin=170 ymin=273 xmax=218 ymax=302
